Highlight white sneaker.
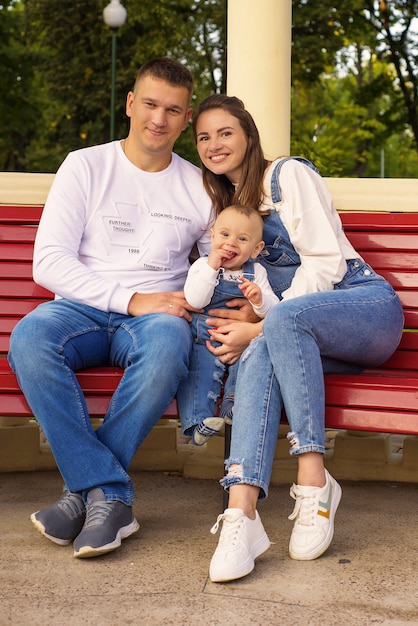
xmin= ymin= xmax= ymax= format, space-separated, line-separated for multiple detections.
xmin=288 ymin=469 xmax=342 ymax=560
xmin=209 ymin=508 xmax=271 ymax=582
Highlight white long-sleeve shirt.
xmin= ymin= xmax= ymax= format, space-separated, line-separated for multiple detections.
xmin=33 ymin=141 xmax=213 ymax=314
xmin=260 ymin=158 xmax=360 ymax=301
xmin=184 ymin=257 xmax=279 ymax=317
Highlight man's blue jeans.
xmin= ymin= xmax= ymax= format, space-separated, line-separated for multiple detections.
xmin=221 ymin=270 xmax=404 ymax=499
xmin=8 ymin=300 xmax=193 ymax=505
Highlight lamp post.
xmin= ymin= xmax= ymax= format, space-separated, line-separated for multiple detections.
xmin=103 ymin=0 xmax=127 ymax=141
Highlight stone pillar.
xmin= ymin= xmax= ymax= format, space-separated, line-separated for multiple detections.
xmin=227 ymin=0 xmax=292 ymax=159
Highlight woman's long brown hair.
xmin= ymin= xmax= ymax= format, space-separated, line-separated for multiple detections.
xmin=192 ymin=95 xmax=269 ymax=215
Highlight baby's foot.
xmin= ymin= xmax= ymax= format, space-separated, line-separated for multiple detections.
xmin=191 ymin=417 xmax=225 ymax=446
xmin=219 ymin=398 xmax=234 ymax=425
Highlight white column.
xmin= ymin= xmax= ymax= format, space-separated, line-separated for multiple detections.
xmin=227 ymin=0 xmax=292 ymax=160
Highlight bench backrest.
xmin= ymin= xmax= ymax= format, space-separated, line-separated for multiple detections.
xmin=0 ymin=205 xmax=52 ymax=353
xmin=1 ymin=205 xmax=418 ymax=368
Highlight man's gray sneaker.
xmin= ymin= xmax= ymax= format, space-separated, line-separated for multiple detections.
xmin=30 ymin=491 xmax=86 ymax=546
xmin=73 ymin=488 xmax=139 ymax=558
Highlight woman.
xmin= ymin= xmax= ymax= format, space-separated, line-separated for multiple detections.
xmin=192 ymin=95 xmax=404 ymax=582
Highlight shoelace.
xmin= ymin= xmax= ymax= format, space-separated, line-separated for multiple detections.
xmin=210 ymin=512 xmax=243 ymax=546
xmin=288 ymin=487 xmax=317 ymax=527
xmin=58 ymin=493 xmax=85 ymax=519
xmin=83 ymin=501 xmax=114 ymax=530
xmin=210 ymin=513 xmax=224 ymax=535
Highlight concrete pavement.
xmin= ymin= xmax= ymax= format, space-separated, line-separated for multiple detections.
xmin=0 ymin=470 xmax=417 ymax=625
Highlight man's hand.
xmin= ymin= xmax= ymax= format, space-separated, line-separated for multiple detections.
xmin=207 ymin=298 xmax=260 ymax=325
xmin=128 ymin=291 xmax=200 ymax=321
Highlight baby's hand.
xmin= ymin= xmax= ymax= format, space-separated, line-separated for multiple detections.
xmin=239 ymin=277 xmax=262 ymax=307
xmin=207 ymin=249 xmax=224 ymax=270
xmin=207 ymin=248 xmax=234 ymax=270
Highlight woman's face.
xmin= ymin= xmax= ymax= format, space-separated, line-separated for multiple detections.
xmin=195 ymin=109 xmax=248 ymax=184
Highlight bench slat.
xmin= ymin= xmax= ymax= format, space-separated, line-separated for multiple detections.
xmin=402 ymin=309 xmax=418 ymax=328
xmin=0 ymin=389 xmax=178 ymax=419
xmin=325 ymin=374 xmax=418 ymax=411
xmin=341 ymin=212 xmax=418 ymax=230
xmin=0 ymin=223 xmax=38 ymax=243
xmin=396 ymin=290 xmax=418 ymax=308
xmin=379 ymin=351 xmax=418 ymax=370
xmin=376 ymin=270 xmax=418 ymax=289
xmin=0 ymin=205 xmax=43 ymax=223
xmin=347 ymin=231 xmax=418 ymax=251
xmin=360 ymin=251 xmax=418 ymax=271
xmin=325 ymin=406 xmax=418 ymax=435
xmin=0 ymin=262 xmax=33 ymax=280
xmin=1 ymin=243 xmax=35 ymax=261
xmin=0 ymin=280 xmax=54 ymax=298
xmin=0 ymin=299 xmax=51 ymax=316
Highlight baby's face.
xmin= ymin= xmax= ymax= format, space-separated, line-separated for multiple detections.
xmin=211 ymin=209 xmax=264 ymax=271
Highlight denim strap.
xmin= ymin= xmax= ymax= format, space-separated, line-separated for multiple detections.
xmin=270 ymin=157 xmax=320 ymax=203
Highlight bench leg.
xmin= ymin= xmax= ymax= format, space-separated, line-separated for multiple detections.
xmin=223 ymin=422 xmax=232 ymax=510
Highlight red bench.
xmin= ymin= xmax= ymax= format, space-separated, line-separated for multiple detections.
xmin=1 ymin=205 xmax=418 ymax=438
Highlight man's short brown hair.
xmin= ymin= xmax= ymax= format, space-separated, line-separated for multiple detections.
xmin=134 ymin=57 xmax=194 ymax=101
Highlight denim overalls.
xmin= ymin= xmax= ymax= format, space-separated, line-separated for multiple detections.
xmin=177 ymin=259 xmax=255 ymax=435
xmin=257 ymin=157 xmax=389 ymax=301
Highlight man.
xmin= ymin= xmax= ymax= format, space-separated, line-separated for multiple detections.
xmin=8 ymin=58 xmax=213 ymax=558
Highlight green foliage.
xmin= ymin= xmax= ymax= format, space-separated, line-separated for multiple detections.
xmin=360 ymin=0 xmax=418 ymax=150
xmin=292 ymin=0 xmax=367 ymax=83
xmin=291 ymin=51 xmax=410 ymax=176
xmin=0 ymin=0 xmax=417 ymax=176
xmin=291 ymin=0 xmax=418 ymax=176
xmin=0 ymin=0 xmax=226 ymax=172
xmin=0 ymin=0 xmax=40 ymax=170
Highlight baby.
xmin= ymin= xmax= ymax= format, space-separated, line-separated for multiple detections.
xmin=177 ymin=204 xmax=279 ymax=445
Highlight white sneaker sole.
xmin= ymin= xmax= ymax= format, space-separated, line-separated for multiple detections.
xmin=209 ymin=531 xmax=271 ymax=582
xmin=73 ymin=518 xmax=140 ymax=558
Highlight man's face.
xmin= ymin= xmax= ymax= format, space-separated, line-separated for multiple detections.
xmin=126 ymin=75 xmax=192 ymax=158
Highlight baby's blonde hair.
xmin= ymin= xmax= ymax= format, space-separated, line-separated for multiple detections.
xmin=219 ymin=204 xmax=264 ymax=240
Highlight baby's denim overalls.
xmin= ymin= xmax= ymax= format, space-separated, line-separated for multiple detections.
xmin=177 ymin=259 xmax=255 ymax=435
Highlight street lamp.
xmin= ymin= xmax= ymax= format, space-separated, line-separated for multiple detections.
xmin=103 ymin=0 xmax=127 ymax=141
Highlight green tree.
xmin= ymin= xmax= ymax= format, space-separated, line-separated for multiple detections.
xmin=0 ymin=0 xmax=41 ymax=170
xmin=2 ymin=1 xmax=417 ymax=176
xmin=291 ymin=62 xmax=410 ymax=177
xmin=361 ymin=0 xmax=418 ymax=151
xmin=0 ymin=0 xmax=226 ymax=172
xmin=291 ymin=0 xmax=418 ymax=175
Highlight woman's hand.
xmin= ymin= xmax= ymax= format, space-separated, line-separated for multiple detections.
xmin=206 ymin=320 xmax=263 ymax=364
xmin=205 ymin=299 xmax=263 ymax=363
